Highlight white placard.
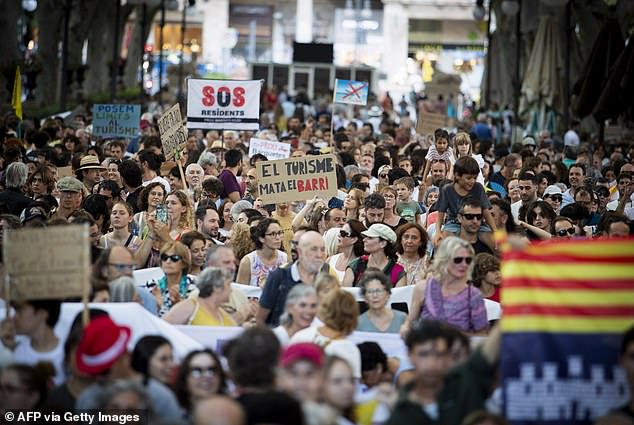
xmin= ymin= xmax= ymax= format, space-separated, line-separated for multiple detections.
xmin=248 ymin=137 xmax=292 ymax=161
xmin=187 ymin=79 xmax=261 ymax=131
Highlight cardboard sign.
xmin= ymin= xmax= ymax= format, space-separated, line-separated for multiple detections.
xmin=256 ymin=154 xmax=338 ymax=204
xmin=416 ymin=110 xmax=446 ymax=135
xmin=248 ymin=137 xmax=291 ymax=161
xmin=158 ymin=104 xmax=187 ymax=161
xmin=334 ymin=79 xmax=369 ymax=106
xmin=187 ymin=79 xmax=261 ymax=130
xmin=92 ymin=104 xmax=141 ymax=138
xmin=57 ymin=166 xmax=73 ymax=178
xmin=3 ymin=225 xmax=90 ymax=300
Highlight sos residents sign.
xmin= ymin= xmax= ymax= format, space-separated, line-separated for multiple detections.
xmin=256 ymin=154 xmax=338 ymax=204
xmin=187 ymin=79 xmax=261 ymax=131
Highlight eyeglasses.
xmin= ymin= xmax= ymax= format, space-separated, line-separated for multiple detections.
xmin=340 ymin=230 xmax=352 ymax=238
xmin=265 ymin=231 xmax=284 ymax=238
xmin=365 ymin=288 xmax=386 ymax=297
xmin=161 ymin=254 xmax=183 ymax=262
xmin=461 ymin=213 xmax=482 ymax=221
xmin=190 ymin=366 xmax=219 ymax=378
xmin=546 ymin=195 xmax=563 ymax=202
xmin=108 ymin=263 xmax=136 ymax=272
xmin=556 ymin=228 xmax=576 ymax=237
xmin=452 ymin=256 xmax=473 ymax=265
xmin=379 ymin=174 xmax=389 ymax=179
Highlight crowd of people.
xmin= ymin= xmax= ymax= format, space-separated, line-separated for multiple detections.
xmin=0 ymin=89 xmax=633 ymax=425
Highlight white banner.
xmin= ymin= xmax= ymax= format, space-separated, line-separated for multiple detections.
xmin=186 ymin=79 xmax=261 ymax=131
xmin=248 ymin=137 xmax=291 ymax=161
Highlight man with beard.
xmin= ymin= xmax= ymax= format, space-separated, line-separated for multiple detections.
xmin=562 ymin=163 xmax=586 ymax=208
xmin=195 ymin=203 xmax=223 ymax=245
xmin=256 ymin=231 xmax=326 ymax=326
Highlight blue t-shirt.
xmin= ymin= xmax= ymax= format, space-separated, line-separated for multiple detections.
xmin=436 ymin=182 xmax=491 ymax=223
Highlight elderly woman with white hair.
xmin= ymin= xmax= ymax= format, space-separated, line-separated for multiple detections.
xmin=401 ymin=236 xmax=488 ymax=336
xmin=109 ymin=276 xmax=141 ymax=303
xmin=197 ymin=151 xmax=219 ymax=177
xmin=163 ymin=267 xmax=236 ymax=326
xmin=272 ymin=284 xmax=318 ymax=346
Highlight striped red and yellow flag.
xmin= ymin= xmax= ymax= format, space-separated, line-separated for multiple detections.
xmin=501 ymin=238 xmax=634 ymax=334
xmin=500 ymin=237 xmax=634 ymax=425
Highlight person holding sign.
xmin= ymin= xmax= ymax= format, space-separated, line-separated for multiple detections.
xmin=236 ymin=218 xmax=288 ymax=288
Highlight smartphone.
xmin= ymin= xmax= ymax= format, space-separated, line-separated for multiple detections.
xmin=155 ymin=203 xmax=168 ymax=224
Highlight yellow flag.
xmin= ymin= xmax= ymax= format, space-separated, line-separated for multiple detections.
xmin=11 ymin=66 xmax=22 ymax=120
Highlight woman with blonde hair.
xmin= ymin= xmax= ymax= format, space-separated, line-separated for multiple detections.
xmin=323 ymin=227 xmax=341 ymax=258
xmin=166 ymin=189 xmax=193 ymax=240
xmin=453 ymin=132 xmax=485 ymax=185
xmin=290 ymin=289 xmax=362 ymax=378
xmin=229 ymin=223 xmax=254 ymax=259
xmin=401 ymin=236 xmax=488 ymax=335
xmin=343 ymin=188 xmax=365 ymax=221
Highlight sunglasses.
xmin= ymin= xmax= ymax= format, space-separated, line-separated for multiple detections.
xmin=556 ymin=228 xmax=575 ymax=237
xmin=546 ymin=195 xmax=563 ymax=202
xmin=161 ymin=254 xmax=182 ymax=262
xmin=461 ymin=213 xmax=482 ymax=221
xmin=453 ymin=256 xmax=473 ymax=265
xmin=379 ymin=174 xmax=389 ymax=179
xmin=340 ymin=230 xmax=352 ymax=238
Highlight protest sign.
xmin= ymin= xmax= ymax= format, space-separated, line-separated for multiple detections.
xmin=187 ymin=79 xmax=261 ymax=131
xmin=57 ymin=166 xmax=73 ymax=178
xmin=500 ymin=238 xmax=634 ymax=425
xmin=248 ymin=137 xmax=291 ymax=161
xmin=416 ymin=110 xmax=446 ymax=135
xmin=158 ymin=104 xmax=187 ymax=161
xmin=3 ymin=225 xmax=90 ymax=300
xmin=92 ymin=104 xmax=141 ymax=138
xmin=256 ymin=154 xmax=337 ymax=204
xmin=334 ymin=79 xmax=369 ymax=106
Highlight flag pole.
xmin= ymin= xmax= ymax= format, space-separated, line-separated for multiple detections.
xmin=330 ymin=79 xmax=337 ymax=149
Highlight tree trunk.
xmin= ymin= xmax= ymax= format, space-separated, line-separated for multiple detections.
xmin=0 ymin=0 xmax=22 ymax=107
xmin=34 ymin=0 xmax=65 ymax=108
xmin=122 ymin=5 xmax=160 ymax=91
xmin=66 ymin=0 xmax=100 ymax=100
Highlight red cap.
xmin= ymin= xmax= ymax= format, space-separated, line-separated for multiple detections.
xmin=281 ymin=343 xmax=324 ymax=368
xmin=76 ymin=316 xmax=131 ymax=375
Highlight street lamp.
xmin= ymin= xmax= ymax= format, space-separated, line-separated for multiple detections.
xmin=22 ymin=0 xmax=37 ymax=12
xmin=473 ymin=0 xmax=486 ymax=21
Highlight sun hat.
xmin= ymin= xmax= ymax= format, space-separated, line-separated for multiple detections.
xmin=361 ymin=223 xmax=397 ymax=244
xmin=281 ymin=343 xmax=324 ymax=368
xmin=77 ymin=155 xmax=106 ymax=171
xmin=76 ymin=316 xmax=131 ymax=375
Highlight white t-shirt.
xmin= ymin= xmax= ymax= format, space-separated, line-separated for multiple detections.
xmin=14 ymin=339 xmax=66 ymax=385
xmin=290 ymin=327 xmax=361 ymax=378
xmin=564 ymin=130 xmax=580 ymax=147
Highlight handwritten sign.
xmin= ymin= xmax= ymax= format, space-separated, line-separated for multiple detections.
xmin=92 ymin=104 xmax=141 ymax=138
xmin=187 ymin=79 xmax=261 ymax=131
xmin=248 ymin=138 xmax=291 ymax=161
xmin=416 ymin=110 xmax=446 ymax=135
xmin=57 ymin=166 xmax=73 ymax=178
xmin=3 ymin=225 xmax=90 ymax=300
xmin=158 ymin=104 xmax=187 ymax=161
xmin=256 ymin=154 xmax=338 ymax=204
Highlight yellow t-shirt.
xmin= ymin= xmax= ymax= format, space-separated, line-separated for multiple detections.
xmin=272 ymin=211 xmax=295 ymax=258
xmin=190 ymin=300 xmax=237 ymax=326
